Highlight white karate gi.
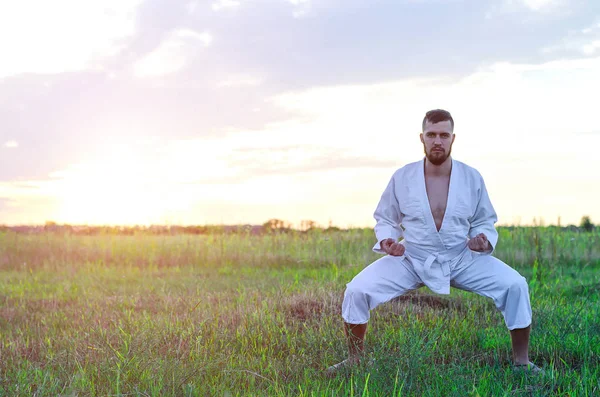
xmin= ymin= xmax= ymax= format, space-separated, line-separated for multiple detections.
xmin=342 ymin=158 xmax=532 ymax=330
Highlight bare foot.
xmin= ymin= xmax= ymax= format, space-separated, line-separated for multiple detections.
xmin=513 ymin=361 xmax=545 ymax=375
xmin=325 ymin=356 xmax=361 ymax=376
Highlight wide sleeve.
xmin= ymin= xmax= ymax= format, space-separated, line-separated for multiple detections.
xmin=372 ymin=173 xmax=404 ymax=254
xmin=468 ymin=175 xmax=498 ymax=255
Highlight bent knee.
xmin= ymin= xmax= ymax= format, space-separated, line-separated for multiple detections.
xmin=344 ymin=281 xmax=377 ymax=311
xmin=506 ymin=275 xmax=529 ymax=294
xmin=344 ymin=282 xmax=367 ymax=300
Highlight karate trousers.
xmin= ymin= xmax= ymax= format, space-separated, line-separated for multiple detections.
xmin=341 ymin=249 xmax=532 ymax=330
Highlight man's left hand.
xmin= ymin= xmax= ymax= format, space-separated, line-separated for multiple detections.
xmin=468 ymin=233 xmax=492 ymax=252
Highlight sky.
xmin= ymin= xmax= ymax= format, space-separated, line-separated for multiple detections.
xmin=1 ymin=0 xmax=599 ymax=228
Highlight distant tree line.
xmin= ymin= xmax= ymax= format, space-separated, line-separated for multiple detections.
xmin=0 ymin=218 xmax=349 ymax=236
xmin=0 ymin=216 xmax=595 ymax=236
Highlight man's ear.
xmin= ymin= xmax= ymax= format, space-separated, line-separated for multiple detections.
xmin=419 ymin=133 xmax=424 ymax=144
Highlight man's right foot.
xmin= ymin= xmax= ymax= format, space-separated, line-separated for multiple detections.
xmin=325 ymin=357 xmax=361 ymax=376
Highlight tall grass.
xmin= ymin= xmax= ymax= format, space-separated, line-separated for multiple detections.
xmin=2 ymin=227 xmax=598 ymax=272
xmin=0 ymin=227 xmax=599 ymax=396
xmin=497 ymin=226 xmax=600 ymax=267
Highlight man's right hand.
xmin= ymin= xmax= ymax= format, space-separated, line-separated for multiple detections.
xmin=381 ymin=238 xmax=405 ymax=256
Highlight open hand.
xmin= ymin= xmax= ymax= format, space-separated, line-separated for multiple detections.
xmin=381 ymin=238 xmax=405 ymax=256
xmin=468 ymin=233 xmax=491 ymax=252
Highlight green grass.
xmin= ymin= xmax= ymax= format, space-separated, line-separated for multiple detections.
xmin=0 ymin=228 xmax=599 ymax=396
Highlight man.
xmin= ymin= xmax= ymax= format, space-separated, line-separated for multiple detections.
xmin=327 ymin=109 xmax=542 ymax=374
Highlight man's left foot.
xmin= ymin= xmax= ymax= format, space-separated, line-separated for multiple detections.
xmin=513 ymin=361 xmax=544 ymax=375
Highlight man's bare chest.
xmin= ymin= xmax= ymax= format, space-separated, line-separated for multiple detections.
xmin=424 ymin=176 xmax=450 ymax=230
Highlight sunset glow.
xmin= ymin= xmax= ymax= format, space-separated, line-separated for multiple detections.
xmin=1 ymin=1 xmax=599 ymax=227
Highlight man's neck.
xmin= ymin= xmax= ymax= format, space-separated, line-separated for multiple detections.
xmin=424 ymin=156 xmax=452 ymax=177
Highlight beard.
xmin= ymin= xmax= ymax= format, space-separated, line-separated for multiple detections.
xmin=424 ymin=145 xmax=452 ymax=166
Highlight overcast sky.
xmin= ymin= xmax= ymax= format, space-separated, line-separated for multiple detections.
xmin=1 ymin=0 xmax=599 ymax=227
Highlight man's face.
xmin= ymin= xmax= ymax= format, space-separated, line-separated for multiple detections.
xmin=420 ymin=120 xmax=455 ymax=166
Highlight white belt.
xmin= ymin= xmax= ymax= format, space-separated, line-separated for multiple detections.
xmin=405 ymin=243 xmax=466 ymax=295
xmin=424 ymin=253 xmax=451 ymax=278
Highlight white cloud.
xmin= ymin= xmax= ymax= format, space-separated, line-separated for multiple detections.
xmin=261 ymin=55 xmax=600 ymax=225
xmin=582 ymin=40 xmax=600 ymax=55
xmin=487 ymin=0 xmax=564 ymax=18
xmin=175 ymin=29 xmax=213 ymax=46
xmin=579 ymin=21 xmax=600 ymax=34
xmin=0 ymin=0 xmax=143 ymax=78
xmin=580 ymin=23 xmax=600 ymax=34
xmin=134 ymin=29 xmax=213 ymax=78
xmin=4 ymin=141 xmax=18 ymax=148
xmin=217 ymin=74 xmax=263 ymax=87
xmin=287 ymin=0 xmax=312 ymax=18
xmin=212 ymin=0 xmax=241 ymax=11
xmin=542 ymin=20 xmax=600 ymax=56
xmin=519 ymin=0 xmax=561 ymax=11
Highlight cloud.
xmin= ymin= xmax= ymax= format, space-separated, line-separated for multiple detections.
xmin=176 ymin=29 xmax=213 ymax=46
xmin=0 ymin=69 xmax=288 ymax=183
xmin=542 ymin=20 xmax=600 ymax=56
xmin=3 ymin=141 xmax=18 ymax=148
xmin=261 ymin=55 xmax=600 ymax=185
xmin=582 ymin=40 xmax=600 ymax=55
xmin=223 ymin=146 xmax=398 ymax=180
xmin=186 ymin=54 xmax=600 ymax=227
xmin=0 ymin=0 xmax=143 ymax=78
xmin=519 ymin=0 xmax=562 ymax=11
xmin=288 ymin=0 xmax=312 ymax=18
xmin=0 ymin=0 xmax=531 ymax=190
xmin=133 ymin=29 xmax=213 ymax=77
xmin=109 ymin=0 xmax=207 ymax=72
xmin=486 ymin=0 xmax=567 ymax=18
xmin=212 ymin=0 xmax=241 ymax=11
xmin=217 ymin=74 xmax=263 ymax=87
xmin=1 ymin=0 xmax=596 ymax=196
xmin=4 ymin=53 xmax=600 ymax=226
xmin=581 ymin=22 xmax=600 ymax=34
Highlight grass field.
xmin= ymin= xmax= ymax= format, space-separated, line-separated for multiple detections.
xmin=1 ymin=227 xmax=599 ymax=396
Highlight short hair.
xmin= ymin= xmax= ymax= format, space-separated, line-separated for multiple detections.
xmin=422 ymin=109 xmax=454 ymax=131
